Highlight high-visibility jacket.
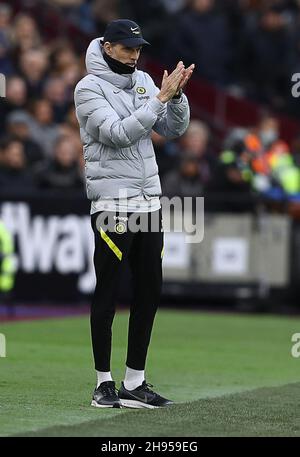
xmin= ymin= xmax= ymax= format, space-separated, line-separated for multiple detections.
xmin=0 ymin=220 xmax=15 ymax=293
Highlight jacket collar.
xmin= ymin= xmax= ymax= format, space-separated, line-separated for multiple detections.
xmin=85 ymin=38 xmax=137 ymax=90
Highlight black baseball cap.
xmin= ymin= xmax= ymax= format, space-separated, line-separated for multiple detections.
xmin=101 ymin=19 xmax=150 ymax=48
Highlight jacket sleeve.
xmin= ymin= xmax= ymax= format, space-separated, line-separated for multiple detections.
xmin=74 ymin=84 xmax=166 ymax=148
xmin=151 ymin=84 xmax=190 ymax=140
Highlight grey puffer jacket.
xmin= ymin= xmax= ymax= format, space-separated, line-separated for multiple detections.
xmin=74 ymin=38 xmax=190 ymax=200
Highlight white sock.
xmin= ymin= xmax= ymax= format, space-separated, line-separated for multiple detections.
xmin=96 ymin=370 xmax=113 ymax=387
xmin=123 ymin=366 xmax=145 ymax=391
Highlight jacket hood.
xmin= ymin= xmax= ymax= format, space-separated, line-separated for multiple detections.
xmin=85 ymin=38 xmax=137 ymax=90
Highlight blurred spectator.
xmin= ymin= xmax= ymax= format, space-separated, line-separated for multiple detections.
xmin=219 ymin=113 xmax=300 ymax=197
xmin=212 ymin=143 xmax=253 ymax=194
xmin=0 ymin=4 xmax=12 ymax=38
xmin=162 ymin=119 xmax=215 ymax=197
xmin=50 ymin=42 xmax=78 ymax=74
xmin=52 ymin=0 xmax=96 ymax=35
xmin=57 ymin=122 xmax=83 ymax=159
xmin=34 ymin=136 xmax=84 ymax=190
xmin=43 ymin=77 xmax=70 ymax=123
xmin=0 ymin=76 xmax=27 ymax=134
xmin=120 ymin=0 xmax=171 ymax=58
xmin=260 ymin=120 xmax=300 ymax=195
xmin=238 ymin=6 xmax=294 ymax=109
xmin=92 ymin=0 xmax=120 ymax=36
xmin=0 ymin=136 xmax=36 ymax=192
xmin=6 ymin=110 xmax=44 ymax=167
xmin=151 ymin=130 xmax=179 ymax=178
xmin=250 ymin=113 xmax=290 ymax=177
xmin=179 ymin=119 xmax=216 ymax=182
xmin=180 ymin=119 xmax=210 ymax=155
xmin=164 ymin=0 xmax=234 ymax=84
xmin=11 ymin=13 xmax=42 ymax=55
xmin=49 ymin=42 xmax=84 ymax=100
xmin=61 ymin=61 xmax=83 ymax=92
xmin=257 ymin=113 xmax=281 ymax=149
xmin=28 ymin=99 xmax=60 ymax=157
xmin=19 ymin=48 xmax=49 ymax=98
xmin=162 ymin=152 xmax=207 ymax=197
xmin=0 ymin=3 xmax=13 ymax=75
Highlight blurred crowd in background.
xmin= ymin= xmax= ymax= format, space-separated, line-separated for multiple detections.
xmin=1 ymin=0 xmax=300 ymax=201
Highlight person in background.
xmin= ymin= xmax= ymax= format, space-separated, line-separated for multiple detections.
xmin=0 ymin=3 xmax=13 ymax=75
xmin=213 ymin=138 xmax=253 ymax=194
xmin=164 ymin=0 xmax=233 ymax=85
xmin=0 ymin=3 xmax=12 ymax=42
xmin=43 ymin=77 xmax=70 ymax=123
xmin=11 ymin=13 xmax=42 ymax=58
xmin=151 ymin=130 xmax=179 ymax=178
xmin=178 ymin=119 xmax=215 ymax=183
xmin=0 ymin=76 xmax=28 ymax=134
xmin=209 ymin=134 xmax=256 ymax=211
xmin=6 ymin=110 xmax=44 ymax=167
xmin=162 ymin=151 xmax=207 ymax=197
xmin=238 ymin=6 xmax=293 ymax=109
xmin=249 ymin=113 xmax=294 ymax=192
xmin=18 ymin=48 xmax=48 ymax=99
xmin=119 ymin=0 xmax=172 ymax=59
xmin=0 ymin=136 xmax=36 ymax=193
xmin=28 ymin=99 xmax=60 ymax=157
xmin=33 ymin=135 xmax=84 ymax=191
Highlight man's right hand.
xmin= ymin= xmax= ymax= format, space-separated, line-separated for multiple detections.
xmin=157 ymin=61 xmax=186 ymax=103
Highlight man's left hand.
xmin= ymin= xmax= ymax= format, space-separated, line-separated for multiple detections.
xmin=175 ymin=64 xmax=195 ymax=95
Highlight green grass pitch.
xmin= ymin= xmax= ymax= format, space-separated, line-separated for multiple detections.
xmin=1 ymin=309 xmax=300 ymax=436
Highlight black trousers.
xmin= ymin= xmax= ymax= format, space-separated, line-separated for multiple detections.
xmin=90 ymin=209 xmax=164 ymax=372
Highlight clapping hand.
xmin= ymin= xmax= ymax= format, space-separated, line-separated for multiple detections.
xmin=157 ymin=61 xmax=195 ymax=103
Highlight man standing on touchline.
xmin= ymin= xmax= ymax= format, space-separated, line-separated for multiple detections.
xmin=74 ymin=19 xmax=194 ymax=409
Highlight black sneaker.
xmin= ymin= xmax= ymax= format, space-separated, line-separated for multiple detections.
xmin=118 ymin=381 xmax=174 ymax=409
xmin=91 ymin=381 xmax=122 ymax=408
